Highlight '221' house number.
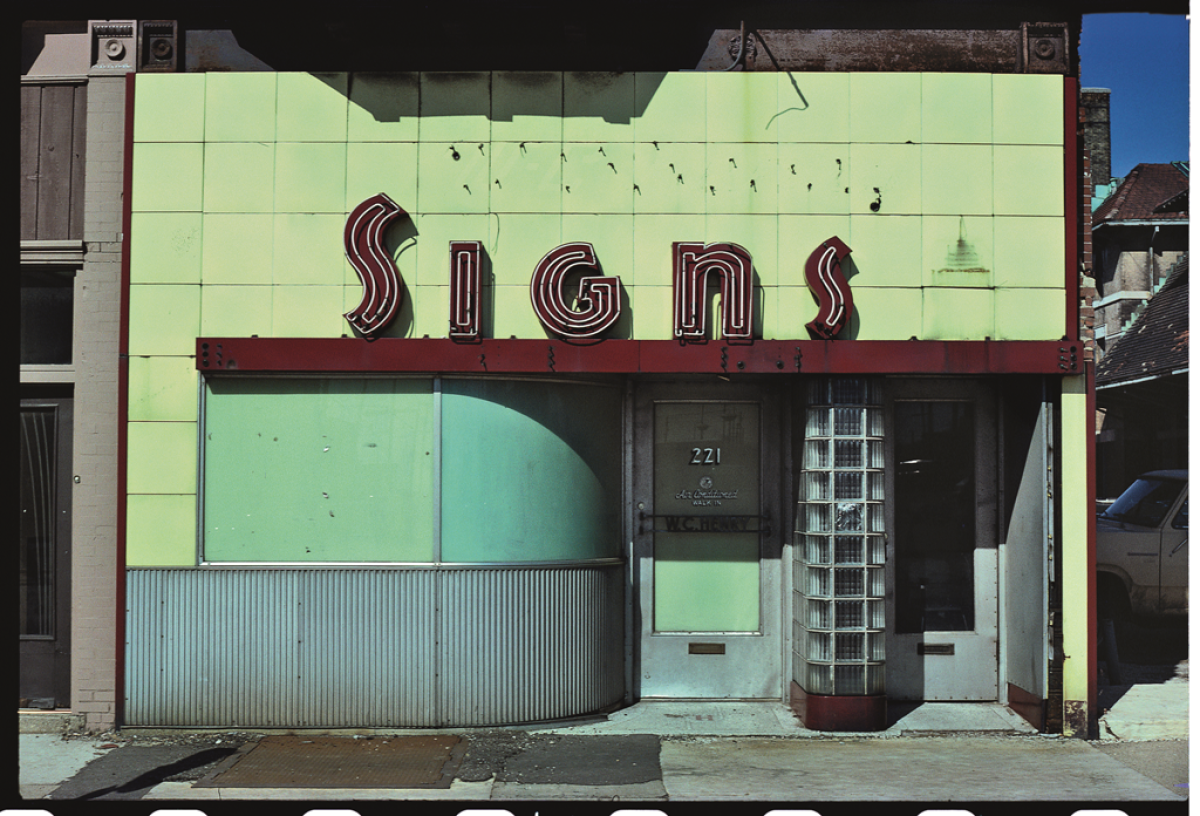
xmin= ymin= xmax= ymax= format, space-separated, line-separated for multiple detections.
xmin=690 ymin=447 xmax=722 ymax=465
xmin=343 ymin=193 xmax=855 ymax=342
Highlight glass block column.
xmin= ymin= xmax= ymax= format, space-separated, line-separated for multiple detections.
xmin=796 ymin=377 xmax=886 ymax=702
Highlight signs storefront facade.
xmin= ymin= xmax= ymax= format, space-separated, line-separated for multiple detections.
xmin=122 ymin=69 xmax=1087 ymax=733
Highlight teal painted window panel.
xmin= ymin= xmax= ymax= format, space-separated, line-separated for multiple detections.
xmin=440 ymin=379 xmax=622 ymax=562
xmin=203 ymin=378 xmax=435 ymax=562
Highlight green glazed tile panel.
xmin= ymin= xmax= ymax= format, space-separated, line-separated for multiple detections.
xmin=923 ymin=215 xmax=994 ymax=288
xmin=777 ymin=214 xmax=851 ymax=288
xmin=347 ymin=72 xmax=419 ymax=142
xmin=134 ymin=73 xmax=205 ymax=142
xmin=127 ymin=71 xmax=1070 ymax=346
xmin=994 ymin=145 xmax=1064 ymax=216
xmin=993 ymin=74 xmax=1063 ymax=145
xmin=706 ymin=73 xmax=779 ymax=143
xmin=201 ymin=214 xmax=273 ymax=285
xmin=491 ymin=284 xmax=550 ymax=339
xmin=846 ymin=215 xmax=922 ymax=288
xmin=419 ymin=72 xmax=492 ymax=142
xmin=848 ymin=287 xmax=923 ymax=340
xmin=490 ymin=140 xmax=563 ymax=214
xmin=204 ymin=72 xmax=277 ymax=142
xmin=635 ymin=72 xmax=706 ymax=143
xmin=417 ymin=213 xmax=494 ymax=287
xmin=126 ymin=494 xmax=197 ymax=567
xmin=345 ymin=143 xmax=418 ymax=212
xmin=127 ymin=421 xmax=198 ymax=495
xmin=129 ymin=213 xmax=202 ymax=284
xmin=561 ymin=142 xmax=635 ymax=214
xmin=995 ymin=288 xmax=1066 ymax=340
xmin=133 ymin=143 xmax=204 ymax=212
xmin=922 ymin=287 xmax=995 ymax=340
xmin=778 ymin=143 xmax=852 ymax=215
xmin=849 ymin=73 xmax=921 ymax=144
xmin=200 ymin=285 xmax=273 ymax=337
xmin=564 ymin=72 xmax=636 ymax=143
xmin=440 ymin=379 xmax=622 ymax=562
xmin=492 ymin=72 xmax=563 ymax=143
xmin=201 ymin=142 xmax=275 ymax=213
xmin=633 ymin=142 xmax=707 ymax=215
xmin=630 ymin=214 xmax=705 ymax=287
xmin=273 ymin=214 xmax=346 ymax=285
xmin=127 ymin=357 xmax=199 ymax=422
xmin=849 ymin=143 xmax=920 ymax=215
xmin=274 ymin=143 xmax=347 ymax=213
xmin=993 ymin=217 xmax=1065 ymax=287
xmin=410 ymin=285 xmax=449 ymax=338
xmin=704 ymin=214 xmax=779 ymax=287
xmin=706 ymin=143 xmax=779 ymax=215
xmin=272 ymin=286 xmax=345 ymax=337
xmin=418 ymin=142 xmax=491 ymax=214
xmin=489 ymin=214 xmax=562 ymax=286
xmin=127 ymin=285 xmax=200 ymax=357
xmin=276 ymin=72 xmax=348 ymax=142
xmin=775 ymin=72 xmax=850 ymax=144
xmin=922 ymin=73 xmax=992 ymax=144
xmin=202 ymin=378 xmax=436 ymax=562
xmin=631 ymin=285 xmax=674 ymax=340
xmin=921 ymin=144 xmax=993 ymax=216
xmin=562 ymin=214 xmax=633 ymax=285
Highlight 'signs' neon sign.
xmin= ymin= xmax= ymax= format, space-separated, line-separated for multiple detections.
xmin=530 ymin=243 xmax=622 ymax=339
xmin=672 ymin=242 xmax=754 ymax=344
xmin=346 ymin=194 xmax=853 ymax=342
xmin=344 ymin=193 xmax=407 ymax=337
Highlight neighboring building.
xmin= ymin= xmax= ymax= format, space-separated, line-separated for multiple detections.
xmin=20 ymin=8 xmax=1103 ymax=739
xmin=1095 ymin=257 xmax=1189 ymax=497
xmin=1089 ymin=162 xmax=1189 ymax=498
xmin=1091 ymin=162 xmax=1188 ymax=364
xmin=20 ymin=20 xmax=128 ymax=730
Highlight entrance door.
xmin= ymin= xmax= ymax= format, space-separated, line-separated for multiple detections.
xmin=885 ymin=380 xmax=998 ymax=701
xmin=19 ymin=397 xmax=72 ymax=708
xmin=633 ymin=382 xmax=782 ymax=699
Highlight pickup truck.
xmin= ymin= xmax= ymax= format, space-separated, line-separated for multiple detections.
xmin=1096 ymin=470 xmax=1188 ymax=621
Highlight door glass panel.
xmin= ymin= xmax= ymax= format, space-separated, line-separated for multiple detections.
xmin=20 ymin=407 xmax=57 ymax=637
xmin=653 ymin=402 xmax=760 ymax=632
xmin=894 ymin=401 xmax=975 ymax=633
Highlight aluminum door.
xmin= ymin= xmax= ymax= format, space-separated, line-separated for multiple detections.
xmin=633 ymin=381 xmax=783 ymax=699
xmin=885 ymin=380 xmax=999 ymax=701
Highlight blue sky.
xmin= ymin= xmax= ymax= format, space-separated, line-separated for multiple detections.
xmin=1079 ymin=13 xmax=1190 ymax=180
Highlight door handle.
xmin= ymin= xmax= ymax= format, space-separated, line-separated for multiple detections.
xmin=1170 ymin=538 xmax=1188 ymax=556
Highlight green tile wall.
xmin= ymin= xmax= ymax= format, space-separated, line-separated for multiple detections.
xmin=126 ymin=71 xmax=1070 ymax=565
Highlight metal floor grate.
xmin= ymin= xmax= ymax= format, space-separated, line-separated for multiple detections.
xmin=197 ymin=735 xmax=465 ymax=789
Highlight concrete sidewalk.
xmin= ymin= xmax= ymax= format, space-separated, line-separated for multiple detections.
xmin=16 ymin=692 xmax=1187 ymax=805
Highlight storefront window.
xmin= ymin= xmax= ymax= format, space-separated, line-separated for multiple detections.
xmin=202 ymin=378 xmax=436 ymax=562
xmin=201 ymin=377 xmax=620 ymax=564
xmin=440 ymin=379 xmax=621 ymax=563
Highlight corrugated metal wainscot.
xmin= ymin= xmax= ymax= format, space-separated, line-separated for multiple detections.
xmin=125 ymin=564 xmax=625 ymax=727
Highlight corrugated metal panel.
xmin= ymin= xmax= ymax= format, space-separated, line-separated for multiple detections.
xmin=439 ymin=566 xmax=624 ymax=725
xmin=126 ymin=566 xmax=623 ymax=727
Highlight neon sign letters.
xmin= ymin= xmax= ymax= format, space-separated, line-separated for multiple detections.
xmin=345 ymin=194 xmax=854 ymax=342
xmin=343 ymin=193 xmax=407 ymax=337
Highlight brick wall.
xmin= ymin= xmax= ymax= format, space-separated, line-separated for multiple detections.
xmin=72 ymin=75 xmax=124 ymax=733
xmin=1079 ymin=151 xmax=1095 ymax=362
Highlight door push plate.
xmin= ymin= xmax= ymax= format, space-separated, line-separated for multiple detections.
xmin=918 ymin=643 xmax=955 ymax=655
